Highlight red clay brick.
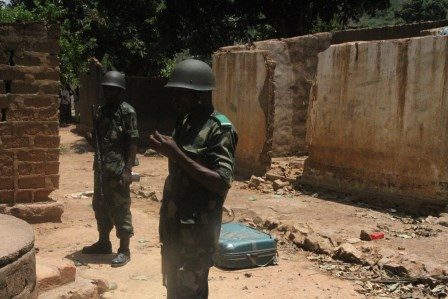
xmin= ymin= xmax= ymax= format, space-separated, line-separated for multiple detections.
xmin=23 ymin=95 xmax=56 ymax=108
xmin=16 ymin=190 xmax=33 ymax=203
xmin=37 ymin=106 xmax=58 ymax=121
xmin=45 ymin=175 xmax=59 ymax=189
xmin=11 ymin=81 xmax=40 ymax=94
xmin=18 ymin=176 xmax=45 ymax=189
xmin=7 ymin=109 xmax=36 ymax=121
xmin=18 ymin=163 xmax=45 ymax=175
xmin=0 ymin=190 xmax=14 ymax=204
xmin=15 ymin=51 xmax=42 ymax=66
xmin=0 ymin=177 xmax=14 ymax=189
xmin=15 ymin=123 xmax=58 ymax=136
xmin=45 ymin=149 xmax=60 ymax=162
xmin=0 ymin=165 xmax=14 ymax=177
xmin=0 ymin=123 xmax=13 ymax=136
xmin=16 ymin=149 xmax=46 ymax=162
xmin=0 ymin=66 xmax=26 ymax=80
xmin=45 ymin=162 xmax=59 ymax=175
xmin=1 ymin=136 xmax=29 ymax=149
xmin=34 ymin=189 xmax=52 ymax=202
xmin=34 ymin=135 xmax=60 ymax=148
xmin=0 ymin=151 xmax=14 ymax=164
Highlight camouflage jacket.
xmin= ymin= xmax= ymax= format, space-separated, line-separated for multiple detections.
xmin=94 ymin=101 xmax=139 ymax=178
xmin=160 ymin=104 xmax=238 ymax=267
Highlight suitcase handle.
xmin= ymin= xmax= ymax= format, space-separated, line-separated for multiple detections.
xmin=247 ymin=253 xmax=278 ymax=267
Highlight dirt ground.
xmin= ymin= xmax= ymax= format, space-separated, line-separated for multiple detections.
xmin=34 ymin=126 xmax=448 ymax=298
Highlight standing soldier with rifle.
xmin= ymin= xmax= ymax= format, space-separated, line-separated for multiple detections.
xmin=149 ymin=59 xmax=238 ymax=298
xmin=83 ymin=70 xmax=139 ymax=267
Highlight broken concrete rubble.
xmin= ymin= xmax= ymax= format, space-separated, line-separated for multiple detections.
xmin=0 ymin=201 xmax=64 ymax=223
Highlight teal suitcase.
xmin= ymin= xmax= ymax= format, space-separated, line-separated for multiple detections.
xmin=213 ymin=223 xmax=278 ymax=269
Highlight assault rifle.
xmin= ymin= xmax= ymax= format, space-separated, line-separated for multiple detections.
xmin=92 ymin=105 xmax=104 ymax=200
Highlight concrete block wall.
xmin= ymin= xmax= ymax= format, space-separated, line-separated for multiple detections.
xmin=0 ymin=22 xmax=60 ymax=204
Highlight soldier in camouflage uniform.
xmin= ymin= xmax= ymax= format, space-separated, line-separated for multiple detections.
xmin=82 ymin=71 xmax=139 ymax=267
xmin=149 ymin=59 xmax=238 ymax=298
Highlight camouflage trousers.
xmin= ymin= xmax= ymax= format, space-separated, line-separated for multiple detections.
xmin=164 ymin=258 xmax=210 ymax=299
xmin=93 ymin=173 xmax=134 ymax=239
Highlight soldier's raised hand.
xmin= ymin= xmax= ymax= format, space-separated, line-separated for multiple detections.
xmin=148 ymin=131 xmax=180 ymax=159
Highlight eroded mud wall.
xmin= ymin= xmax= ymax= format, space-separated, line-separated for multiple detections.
xmin=303 ymin=35 xmax=448 ymax=211
xmin=213 ymin=50 xmax=275 ymax=176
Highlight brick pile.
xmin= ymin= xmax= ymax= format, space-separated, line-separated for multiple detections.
xmin=0 ymin=22 xmax=60 ymax=205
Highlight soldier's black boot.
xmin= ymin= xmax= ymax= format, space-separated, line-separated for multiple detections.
xmin=82 ymin=240 xmax=112 ymax=254
xmin=111 ymin=238 xmax=130 ymax=267
xmin=82 ymin=233 xmax=112 ymax=254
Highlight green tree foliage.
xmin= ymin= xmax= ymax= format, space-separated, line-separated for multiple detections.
xmin=398 ymin=0 xmax=448 ymax=22
xmin=158 ymin=0 xmax=389 ymax=59
xmin=2 ymin=0 xmax=391 ymax=80
xmin=355 ymin=0 xmax=448 ymax=28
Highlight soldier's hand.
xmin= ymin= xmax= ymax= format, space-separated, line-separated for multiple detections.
xmin=148 ymin=131 xmax=180 ymax=159
xmin=120 ymin=168 xmax=132 ymax=186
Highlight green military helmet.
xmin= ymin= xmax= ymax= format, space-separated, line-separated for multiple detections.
xmin=165 ymin=59 xmax=215 ymax=91
xmin=101 ymin=70 xmax=126 ymax=90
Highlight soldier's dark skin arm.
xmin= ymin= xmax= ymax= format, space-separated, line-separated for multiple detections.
xmin=149 ymin=131 xmax=229 ymax=197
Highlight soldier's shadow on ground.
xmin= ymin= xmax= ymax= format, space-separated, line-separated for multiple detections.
xmin=65 ymin=250 xmax=116 ymax=266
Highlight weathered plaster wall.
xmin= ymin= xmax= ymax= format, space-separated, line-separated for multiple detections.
xmin=0 ymin=22 xmax=60 ymax=204
xmin=255 ymin=33 xmax=331 ymax=156
xmin=212 ymin=50 xmax=275 ymax=176
xmin=303 ymin=35 xmax=448 ymax=211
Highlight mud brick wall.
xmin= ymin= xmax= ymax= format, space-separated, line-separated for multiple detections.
xmin=303 ymin=35 xmax=448 ymax=212
xmin=213 ymin=21 xmax=448 ymax=163
xmin=0 ymin=22 xmax=60 ymax=204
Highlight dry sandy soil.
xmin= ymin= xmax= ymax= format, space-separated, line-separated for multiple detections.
xmin=34 ymin=126 xmax=448 ymax=298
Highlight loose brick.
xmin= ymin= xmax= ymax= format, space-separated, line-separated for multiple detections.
xmin=18 ymin=176 xmax=45 ymax=189
xmin=15 ymin=122 xmax=58 ymax=136
xmin=45 ymin=149 xmax=59 ymax=161
xmin=33 ymin=189 xmax=51 ymax=202
xmin=16 ymin=149 xmax=46 ymax=161
xmin=0 ymin=123 xmax=12 ymax=136
xmin=1 ymin=136 xmax=29 ymax=149
xmin=16 ymin=190 xmax=33 ymax=203
xmin=0 ymin=190 xmax=14 ymax=204
xmin=45 ymin=162 xmax=59 ymax=175
xmin=34 ymin=136 xmax=60 ymax=148
xmin=18 ymin=163 xmax=45 ymax=175
xmin=0 ymin=177 xmax=14 ymax=189
xmin=37 ymin=106 xmax=58 ymax=121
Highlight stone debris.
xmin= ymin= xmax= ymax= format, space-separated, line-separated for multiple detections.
xmin=238 ymin=214 xmax=448 ymax=298
xmin=131 ymin=185 xmax=159 ymax=202
xmin=39 ymin=277 xmax=110 ymax=299
xmin=37 ymin=258 xmax=76 ymax=292
xmin=333 ymin=243 xmax=364 ymax=264
xmin=248 ymin=176 xmax=264 ymax=189
xmin=0 ymin=201 xmax=64 ymax=224
xmin=65 ymin=191 xmax=94 ymax=199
